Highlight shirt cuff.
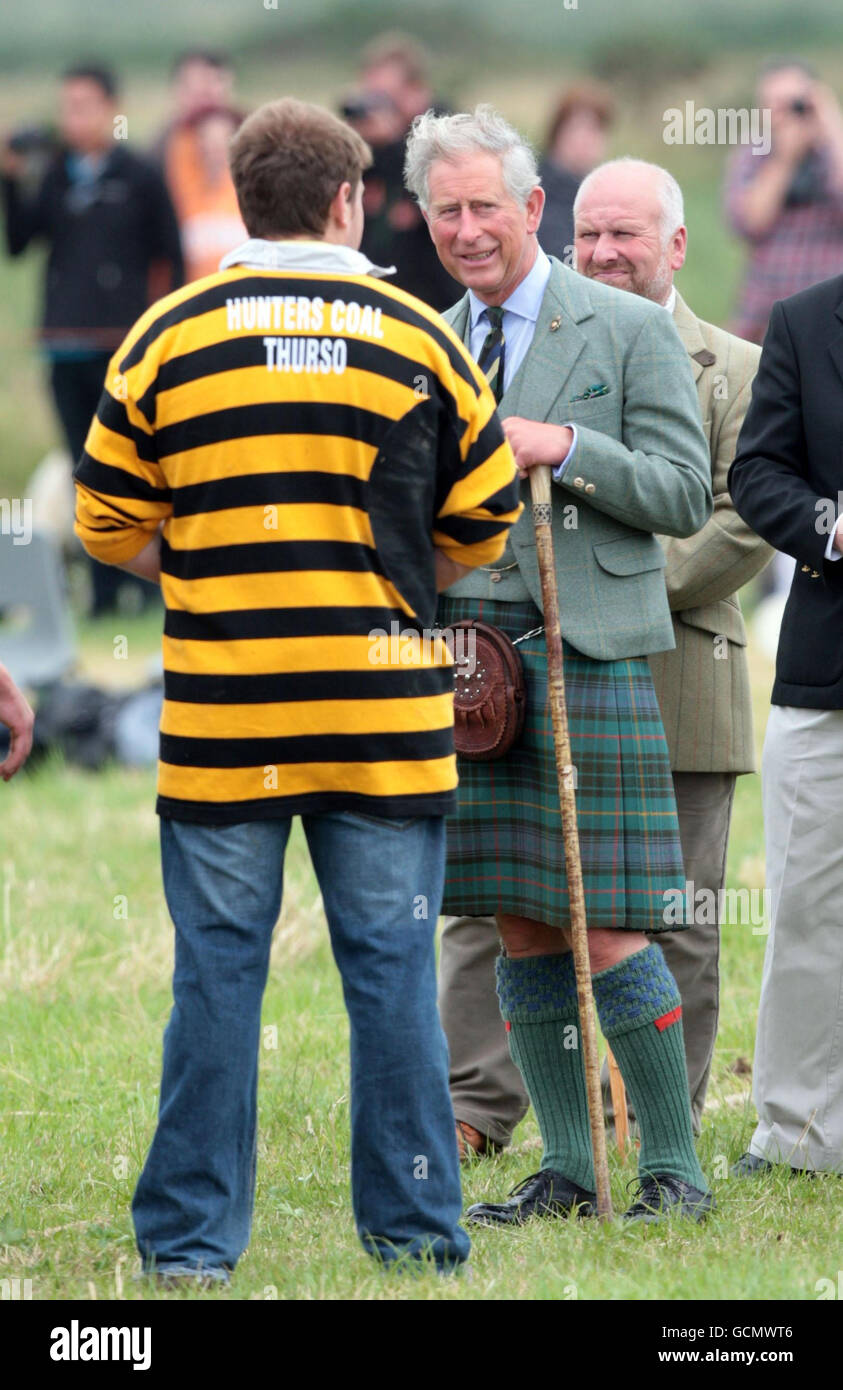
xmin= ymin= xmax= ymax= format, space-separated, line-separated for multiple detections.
xmin=825 ymin=525 xmax=842 ymax=561
xmin=551 ymin=424 xmax=578 ymax=481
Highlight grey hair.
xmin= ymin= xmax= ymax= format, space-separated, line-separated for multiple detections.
xmin=404 ymin=104 xmax=540 ymax=212
xmin=573 ymin=158 xmax=685 ymax=242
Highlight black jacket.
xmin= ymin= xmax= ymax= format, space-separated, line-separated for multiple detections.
xmin=2 ymin=144 xmax=183 ymax=348
xmin=728 ymin=272 xmax=843 ymax=707
xmin=360 ymin=135 xmax=460 ymax=312
xmin=536 ymin=157 xmax=579 ymax=265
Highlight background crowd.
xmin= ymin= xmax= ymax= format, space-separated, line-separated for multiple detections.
xmin=3 ymin=37 xmax=843 ymax=625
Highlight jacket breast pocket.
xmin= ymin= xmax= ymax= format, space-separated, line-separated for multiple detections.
xmin=592 ymin=536 xmax=668 ymax=576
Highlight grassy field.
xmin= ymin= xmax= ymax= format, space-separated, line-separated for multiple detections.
xmin=1 ymin=613 xmax=841 ymax=1303
xmin=2 ymin=19 xmax=842 ymax=1305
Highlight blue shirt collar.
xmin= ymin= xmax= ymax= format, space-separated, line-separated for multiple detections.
xmin=468 ymin=244 xmax=552 ymax=329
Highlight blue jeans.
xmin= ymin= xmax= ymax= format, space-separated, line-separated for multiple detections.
xmin=132 ymin=811 xmax=470 ymax=1274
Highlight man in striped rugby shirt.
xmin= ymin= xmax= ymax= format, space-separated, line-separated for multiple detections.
xmin=73 ymin=97 xmax=521 ymax=1282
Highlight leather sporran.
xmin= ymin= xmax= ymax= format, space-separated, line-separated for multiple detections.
xmin=442 ymin=619 xmax=526 ymax=761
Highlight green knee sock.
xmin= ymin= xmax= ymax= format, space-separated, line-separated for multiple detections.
xmin=495 ymin=951 xmax=595 ymax=1192
xmin=592 ymin=944 xmax=707 ymax=1190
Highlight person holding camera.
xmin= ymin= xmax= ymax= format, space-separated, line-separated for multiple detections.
xmin=725 ymin=58 xmax=843 ymax=344
xmin=1 ymin=63 xmax=183 ymax=614
xmin=342 ymin=33 xmax=460 ymax=310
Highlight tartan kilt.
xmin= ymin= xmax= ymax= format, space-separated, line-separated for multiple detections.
xmin=437 ymin=595 xmax=686 ymax=933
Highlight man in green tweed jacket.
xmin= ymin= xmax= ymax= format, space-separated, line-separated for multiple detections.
xmin=440 ymin=159 xmax=773 ymax=1160
xmin=405 ymin=106 xmax=714 ymax=1225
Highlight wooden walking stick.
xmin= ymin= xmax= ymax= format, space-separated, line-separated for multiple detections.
xmin=607 ymin=1045 xmax=631 ymax=1153
xmin=529 ymin=464 xmax=613 ymax=1221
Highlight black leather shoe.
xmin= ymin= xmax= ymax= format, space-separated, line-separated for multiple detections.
xmin=466 ymin=1168 xmax=596 ymax=1227
xmin=623 ymin=1175 xmax=714 ymax=1224
xmin=731 ymin=1151 xmax=773 ymax=1177
xmin=731 ymin=1151 xmax=824 ymax=1179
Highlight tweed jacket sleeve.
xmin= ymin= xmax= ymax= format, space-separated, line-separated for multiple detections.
xmin=553 ymin=306 xmax=712 ymax=538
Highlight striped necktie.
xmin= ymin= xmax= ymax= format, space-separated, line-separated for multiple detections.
xmin=477 ymin=304 xmax=506 ymax=404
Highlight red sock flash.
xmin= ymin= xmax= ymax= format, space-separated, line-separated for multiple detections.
xmin=653 ymin=1005 xmax=682 ymax=1033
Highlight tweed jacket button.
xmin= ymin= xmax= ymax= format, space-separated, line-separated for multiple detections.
xmin=585 ymin=482 xmax=596 ymax=494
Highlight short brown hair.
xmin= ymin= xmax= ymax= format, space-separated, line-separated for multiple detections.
xmin=545 ymin=82 xmax=615 ymax=152
xmin=229 ymin=97 xmax=372 ymax=239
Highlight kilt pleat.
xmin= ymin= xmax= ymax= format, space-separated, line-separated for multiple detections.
xmin=437 ymin=595 xmax=686 ymax=932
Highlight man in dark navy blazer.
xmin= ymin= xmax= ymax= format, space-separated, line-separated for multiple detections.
xmin=729 ymin=271 xmax=843 ymax=1176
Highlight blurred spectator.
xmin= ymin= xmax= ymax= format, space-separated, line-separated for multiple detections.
xmin=538 ymin=82 xmax=615 ymax=263
xmin=341 ymin=89 xmax=405 ymax=151
xmin=359 ymin=32 xmax=438 ymax=127
xmin=164 ymin=104 xmax=247 ymax=282
xmin=151 ymin=49 xmax=235 ymax=159
xmin=345 ymin=32 xmax=459 ymax=309
xmin=725 ymin=59 xmax=843 ymax=343
xmin=1 ymin=63 xmax=183 ymax=616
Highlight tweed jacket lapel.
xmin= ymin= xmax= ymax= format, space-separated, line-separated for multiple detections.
xmin=672 ymin=290 xmax=712 ymax=387
xmin=448 ymin=297 xmax=471 ymax=346
xmin=446 ymin=256 xmax=592 ymax=419
xmin=502 ymin=265 xmax=590 ymax=419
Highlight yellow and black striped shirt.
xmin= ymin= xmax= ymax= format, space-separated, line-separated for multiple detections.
xmin=74 ymin=250 xmax=521 ymax=822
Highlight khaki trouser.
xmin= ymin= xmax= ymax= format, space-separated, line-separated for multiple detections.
xmin=438 ymin=771 xmax=736 ymax=1143
xmin=749 ymin=706 xmax=843 ymax=1171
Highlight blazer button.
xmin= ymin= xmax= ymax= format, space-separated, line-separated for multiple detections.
xmin=490 ymin=572 xmax=502 ymax=583
xmin=801 ymin=565 xmax=810 ymax=572
xmin=573 ymin=476 xmax=585 ymax=488
xmin=585 ymin=482 xmax=596 ymax=494
xmin=811 ymin=570 xmax=820 ymax=578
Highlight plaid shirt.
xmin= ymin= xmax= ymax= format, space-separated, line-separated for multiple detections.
xmin=724 ymin=144 xmax=843 ymax=343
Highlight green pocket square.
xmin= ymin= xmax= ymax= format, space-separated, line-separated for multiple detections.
xmin=570 ymin=384 xmax=610 ymax=402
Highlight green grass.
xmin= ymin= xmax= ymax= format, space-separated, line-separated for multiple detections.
xmin=2 ymin=30 xmax=842 ymax=1301
xmin=1 ymin=621 xmax=840 ymax=1301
